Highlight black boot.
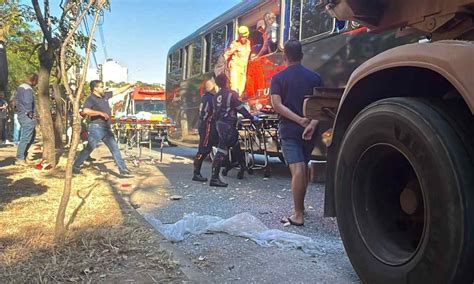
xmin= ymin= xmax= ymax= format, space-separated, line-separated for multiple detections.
xmin=210 ymin=166 xmax=227 ymax=187
xmin=192 ymin=157 xmax=208 ymax=182
xmin=222 ymin=164 xmax=232 ymax=176
xmin=237 ymin=163 xmax=246 ymax=179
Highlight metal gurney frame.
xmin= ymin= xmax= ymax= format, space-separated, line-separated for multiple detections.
xmin=238 ymin=114 xmax=280 ymax=177
xmin=114 ymin=120 xmax=166 ymax=163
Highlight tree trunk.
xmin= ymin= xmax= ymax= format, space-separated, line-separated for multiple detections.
xmin=52 ymin=83 xmax=64 ymax=149
xmin=54 ymin=0 xmax=105 ymax=242
xmin=55 ymin=100 xmax=81 ymax=240
xmin=37 ymin=45 xmax=56 ymax=167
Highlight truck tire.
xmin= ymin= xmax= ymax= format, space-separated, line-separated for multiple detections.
xmin=335 ymin=97 xmax=474 ymax=283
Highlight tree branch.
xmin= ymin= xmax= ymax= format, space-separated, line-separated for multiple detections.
xmin=32 ymin=0 xmax=53 ymax=43
xmin=60 ymin=0 xmax=96 ymax=96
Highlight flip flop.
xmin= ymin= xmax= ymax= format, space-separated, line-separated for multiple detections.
xmin=280 ymin=216 xmax=304 ymax=226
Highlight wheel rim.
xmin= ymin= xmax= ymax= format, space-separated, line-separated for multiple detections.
xmin=352 ymin=143 xmax=426 ymax=266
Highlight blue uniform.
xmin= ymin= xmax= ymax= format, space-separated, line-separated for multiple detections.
xmin=212 ymin=87 xmax=252 ymax=167
xmin=196 ymin=92 xmax=218 ymax=158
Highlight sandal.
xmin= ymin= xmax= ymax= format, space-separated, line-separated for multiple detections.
xmin=280 ymin=216 xmax=304 ymax=226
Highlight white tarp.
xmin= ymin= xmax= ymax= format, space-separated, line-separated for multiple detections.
xmin=144 ymin=212 xmax=326 ymax=256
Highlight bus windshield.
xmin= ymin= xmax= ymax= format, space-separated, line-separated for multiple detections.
xmin=135 ymin=100 xmax=166 ymax=114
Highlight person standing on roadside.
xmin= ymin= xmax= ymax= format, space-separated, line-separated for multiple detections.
xmin=0 ymin=92 xmax=8 ymax=144
xmin=73 ymin=80 xmax=135 ymax=176
xmin=192 ymin=80 xmax=219 ymax=182
xmin=9 ymin=93 xmax=21 ymax=144
xmin=15 ymin=73 xmax=38 ymax=165
xmin=270 ymin=39 xmax=323 ymax=226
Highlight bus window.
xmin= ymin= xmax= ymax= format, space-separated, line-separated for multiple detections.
xmin=188 ymin=38 xmax=203 ymax=77
xmin=167 ymin=55 xmax=172 ymax=73
xmin=226 ymin=22 xmax=234 ymax=47
xmin=204 ymin=34 xmax=211 ymax=73
xmin=169 ymin=50 xmax=181 ymax=72
xmin=290 ymin=0 xmax=301 ymax=40
xmin=211 ymin=26 xmax=226 ymax=70
xmin=182 ymin=47 xmax=188 ymax=79
xmin=239 ymin=0 xmax=280 ymax=58
xmin=179 ymin=48 xmax=184 ymax=69
xmin=300 ymin=0 xmax=334 ymax=40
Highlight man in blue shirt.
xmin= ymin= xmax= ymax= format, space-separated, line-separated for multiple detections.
xmin=73 ymin=80 xmax=134 ymax=176
xmin=271 ymin=39 xmax=322 ymax=226
xmin=15 ymin=73 xmax=38 ymax=165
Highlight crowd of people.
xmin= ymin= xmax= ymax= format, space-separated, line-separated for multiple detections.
xmin=2 ymin=24 xmax=321 ymax=227
xmin=192 ymin=37 xmax=323 ymax=226
xmin=0 ymin=72 xmax=135 ymax=176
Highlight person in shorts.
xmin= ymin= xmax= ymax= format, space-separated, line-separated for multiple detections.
xmin=270 ymin=39 xmax=323 ymax=226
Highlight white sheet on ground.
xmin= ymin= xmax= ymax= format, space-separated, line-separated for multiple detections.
xmin=144 ymin=212 xmax=326 ymax=256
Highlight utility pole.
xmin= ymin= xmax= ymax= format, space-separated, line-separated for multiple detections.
xmin=97 ymin=64 xmax=103 ymax=81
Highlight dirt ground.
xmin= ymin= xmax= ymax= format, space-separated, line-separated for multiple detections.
xmin=115 ymin=146 xmax=359 ymax=283
xmin=0 ymin=143 xmax=185 ymax=282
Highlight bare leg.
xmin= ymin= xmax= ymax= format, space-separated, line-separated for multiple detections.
xmin=288 ymin=162 xmax=308 ymax=224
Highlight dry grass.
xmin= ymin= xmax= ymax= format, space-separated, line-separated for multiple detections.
xmin=0 ymin=153 xmax=183 ymax=283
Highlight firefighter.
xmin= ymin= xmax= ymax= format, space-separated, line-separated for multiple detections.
xmin=224 ymin=25 xmax=251 ymax=97
xmin=192 ymin=80 xmax=218 ymax=182
xmin=210 ymin=73 xmax=258 ymax=187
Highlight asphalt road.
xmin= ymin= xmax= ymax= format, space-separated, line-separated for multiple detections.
xmin=119 ymin=144 xmax=359 ymax=283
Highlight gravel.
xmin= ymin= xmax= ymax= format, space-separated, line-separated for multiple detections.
xmin=130 ymin=146 xmax=359 ymax=283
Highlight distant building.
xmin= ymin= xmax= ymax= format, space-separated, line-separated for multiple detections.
xmin=86 ymin=58 xmax=128 ymax=83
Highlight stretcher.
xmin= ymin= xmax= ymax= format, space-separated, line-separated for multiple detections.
xmin=238 ymin=113 xmax=280 ymax=177
xmin=113 ymin=118 xmax=169 ymax=163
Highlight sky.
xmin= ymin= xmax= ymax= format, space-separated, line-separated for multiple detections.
xmin=31 ymin=0 xmax=242 ymax=84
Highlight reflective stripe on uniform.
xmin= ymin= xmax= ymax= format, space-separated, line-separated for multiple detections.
xmin=202 ymin=102 xmax=209 ymax=121
xmin=224 ymin=93 xmax=232 ymax=117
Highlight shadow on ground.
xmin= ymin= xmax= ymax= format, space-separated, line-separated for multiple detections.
xmin=0 ymin=174 xmax=48 ymax=211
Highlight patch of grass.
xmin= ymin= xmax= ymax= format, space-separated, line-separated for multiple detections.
xmin=0 ymin=157 xmax=183 ymax=282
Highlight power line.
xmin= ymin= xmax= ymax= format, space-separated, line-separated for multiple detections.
xmin=98 ymin=20 xmax=108 ymax=59
xmin=81 ymin=13 xmax=99 ymax=68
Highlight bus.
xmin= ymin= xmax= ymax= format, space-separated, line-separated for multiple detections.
xmin=165 ymin=0 xmax=420 ymax=159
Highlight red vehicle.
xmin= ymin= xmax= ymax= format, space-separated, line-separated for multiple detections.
xmin=113 ymin=86 xmax=175 ymax=145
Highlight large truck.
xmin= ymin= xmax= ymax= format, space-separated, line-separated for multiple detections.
xmin=304 ymin=1 xmax=474 ymax=282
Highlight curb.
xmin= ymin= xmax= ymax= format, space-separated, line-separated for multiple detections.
xmin=110 ymin=184 xmax=207 ymax=283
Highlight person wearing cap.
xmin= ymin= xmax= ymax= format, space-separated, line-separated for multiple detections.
xmin=224 ymin=25 xmax=251 ymax=97
xmin=192 ymin=79 xmax=219 ymax=182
